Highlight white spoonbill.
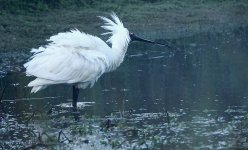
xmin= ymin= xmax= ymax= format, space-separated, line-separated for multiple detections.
xmin=24 ymin=13 xmax=167 ymax=111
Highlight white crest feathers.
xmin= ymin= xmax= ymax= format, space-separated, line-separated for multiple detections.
xmin=99 ymin=13 xmax=130 ymax=47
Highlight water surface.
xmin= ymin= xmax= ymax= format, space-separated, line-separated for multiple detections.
xmin=0 ymin=26 xmax=248 ymax=149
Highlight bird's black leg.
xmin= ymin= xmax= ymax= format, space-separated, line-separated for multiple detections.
xmin=72 ymin=85 xmax=80 ymax=120
xmin=72 ymin=85 xmax=79 ymax=111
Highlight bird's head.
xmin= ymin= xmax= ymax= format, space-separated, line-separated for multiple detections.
xmin=99 ymin=13 xmax=168 ymax=48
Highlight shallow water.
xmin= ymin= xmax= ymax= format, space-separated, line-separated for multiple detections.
xmin=0 ymin=26 xmax=248 ymax=149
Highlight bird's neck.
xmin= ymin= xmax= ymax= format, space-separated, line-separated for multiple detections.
xmin=105 ymin=29 xmax=130 ymax=71
xmin=108 ymin=44 xmax=128 ymax=71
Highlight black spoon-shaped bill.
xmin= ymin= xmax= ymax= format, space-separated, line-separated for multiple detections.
xmin=130 ymin=33 xmax=170 ymax=47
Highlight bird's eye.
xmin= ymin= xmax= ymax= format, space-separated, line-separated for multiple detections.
xmin=129 ymin=33 xmax=135 ymax=38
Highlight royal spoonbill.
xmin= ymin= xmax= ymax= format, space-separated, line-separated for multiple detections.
xmin=24 ymin=13 xmax=167 ymax=111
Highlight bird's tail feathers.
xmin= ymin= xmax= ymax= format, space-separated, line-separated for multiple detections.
xmin=28 ymin=78 xmax=55 ymax=93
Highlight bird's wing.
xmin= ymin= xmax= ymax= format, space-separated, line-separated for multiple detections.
xmin=24 ymin=29 xmax=110 ymax=85
xmin=31 ymin=29 xmax=109 ymax=53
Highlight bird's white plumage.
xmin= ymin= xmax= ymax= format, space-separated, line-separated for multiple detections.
xmin=99 ymin=13 xmax=130 ymax=50
xmin=24 ymin=13 xmax=131 ymax=93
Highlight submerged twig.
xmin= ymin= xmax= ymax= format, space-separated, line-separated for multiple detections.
xmin=100 ymin=119 xmax=117 ymax=131
xmin=58 ymin=130 xmax=72 ymax=143
xmin=166 ymin=110 xmax=170 ymax=125
xmin=25 ymin=111 xmax=36 ymax=125
xmin=0 ymin=141 xmax=3 ymax=149
xmin=0 ymin=84 xmax=6 ymax=102
xmin=47 ymin=106 xmax=54 ymax=115
xmin=0 ymin=84 xmax=7 ymax=114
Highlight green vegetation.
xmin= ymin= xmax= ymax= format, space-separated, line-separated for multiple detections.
xmin=0 ymin=0 xmax=247 ymax=51
xmin=0 ymin=0 xmax=246 ymax=13
xmin=0 ymin=0 xmax=94 ymax=13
